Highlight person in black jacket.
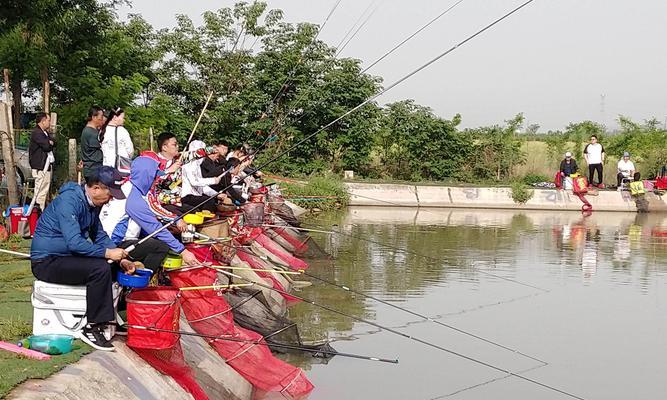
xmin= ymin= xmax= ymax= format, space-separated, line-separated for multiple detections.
xmin=559 ymin=151 xmax=578 ymax=176
xmin=28 ymin=112 xmax=55 ymax=210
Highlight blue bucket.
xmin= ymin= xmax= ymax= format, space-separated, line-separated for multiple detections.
xmin=117 ymin=269 xmax=153 ymax=288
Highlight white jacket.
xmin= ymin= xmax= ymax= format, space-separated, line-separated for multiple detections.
xmin=102 ymin=125 xmax=134 ymax=167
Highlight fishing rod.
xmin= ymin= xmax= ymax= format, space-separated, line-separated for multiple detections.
xmin=360 ymin=0 xmax=466 ymax=73
xmin=121 ymin=0 xmax=540 ymax=261
xmin=262 ymin=223 xmax=550 ymax=293
xmin=214 ymin=237 xmax=548 ymax=366
xmin=125 ymin=324 xmax=398 ymax=364
xmin=335 ymin=0 xmax=380 ymax=57
xmin=216 ymin=267 xmax=586 ymax=400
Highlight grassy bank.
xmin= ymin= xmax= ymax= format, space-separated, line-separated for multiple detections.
xmin=269 ymin=175 xmax=349 ymax=211
xmin=0 ymin=243 xmax=91 ymax=398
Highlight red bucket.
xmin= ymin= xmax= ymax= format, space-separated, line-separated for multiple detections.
xmin=126 ymin=287 xmax=181 ymax=349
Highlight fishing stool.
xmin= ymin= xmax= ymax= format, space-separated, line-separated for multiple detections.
xmin=31 ymin=280 xmax=123 ymax=340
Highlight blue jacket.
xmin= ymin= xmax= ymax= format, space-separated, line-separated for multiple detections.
xmin=125 ymin=156 xmax=185 ymax=253
xmin=31 ymin=182 xmax=116 ymax=260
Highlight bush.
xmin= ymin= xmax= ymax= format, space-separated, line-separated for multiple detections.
xmin=278 ymin=174 xmax=349 ymax=211
xmin=510 ymin=181 xmax=534 ymax=204
xmin=522 ymin=174 xmax=551 ymax=185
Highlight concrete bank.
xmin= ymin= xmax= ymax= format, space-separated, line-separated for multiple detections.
xmin=8 ymin=319 xmax=253 ymax=400
xmin=345 ymin=182 xmax=667 ymax=212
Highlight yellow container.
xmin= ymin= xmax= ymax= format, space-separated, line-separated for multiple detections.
xmin=183 ymin=213 xmax=204 ymax=225
xmin=163 ymin=254 xmax=183 ymax=270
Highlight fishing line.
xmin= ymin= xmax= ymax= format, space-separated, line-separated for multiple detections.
xmin=429 ymin=362 xmax=549 ymax=399
xmin=218 ymin=267 xmax=586 ymax=400
xmin=265 ymin=0 xmax=344 ymax=112
xmin=217 ymin=237 xmax=548 ymax=365
xmin=335 ymin=0 xmax=376 ymax=51
xmin=267 ymin=222 xmax=550 ymax=293
xmin=335 ymin=1 xmax=380 ymax=56
xmin=129 ymin=0 xmax=539 ymax=263
xmin=361 ymin=0 xmax=466 ymax=73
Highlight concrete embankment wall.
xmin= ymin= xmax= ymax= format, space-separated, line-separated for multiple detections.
xmin=345 ymin=182 xmax=667 ymax=212
xmin=8 ymin=319 xmax=253 ymax=400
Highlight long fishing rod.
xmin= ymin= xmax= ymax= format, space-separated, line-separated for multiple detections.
xmin=262 ymin=223 xmax=550 ymax=293
xmin=123 ymin=0 xmax=539 ymax=259
xmin=214 ymin=236 xmax=548 ymax=366
xmin=217 ymin=267 xmax=586 ymax=400
xmin=361 ymin=0 xmax=466 ymax=73
xmin=335 ymin=1 xmax=380 ymax=56
xmin=126 ymin=324 xmax=398 ymax=364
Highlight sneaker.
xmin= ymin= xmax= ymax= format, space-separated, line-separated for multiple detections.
xmin=79 ymin=325 xmax=115 ymax=351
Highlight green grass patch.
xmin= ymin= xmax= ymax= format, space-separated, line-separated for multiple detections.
xmin=510 ymin=181 xmax=534 ymax=204
xmin=276 ymin=174 xmax=349 ymax=211
xmin=0 ymin=252 xmax=91 ymax=398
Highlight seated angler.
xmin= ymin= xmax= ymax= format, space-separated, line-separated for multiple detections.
xmin=125 ymin=156 xmax=199 ymax=267
xmin=31 ymin=166 xmax=129 ymax=351
xmin=201 ymin=141 xmax=246 ymax=205
xmin=180 ymin=140 xmax=228 ymax=213
xmin=556 ymin=151 xmax=578 ymax=189
xmin=617 ymin=151 xmax=640 ymax=187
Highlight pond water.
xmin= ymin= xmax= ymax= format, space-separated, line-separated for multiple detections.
xmin=282 ymin=207 xmax=667 ymax=400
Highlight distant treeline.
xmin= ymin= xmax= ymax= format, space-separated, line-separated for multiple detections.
xmin=2 ymin=1 xmax=665 ymax=183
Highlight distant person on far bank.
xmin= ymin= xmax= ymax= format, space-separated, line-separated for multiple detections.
xmin=584 ymin=135 xmax=605 ymax=188
xmin=617 ymin=151 xmax=640 ymax=187
xmin=100 ymin=107 xmax=134 ymax=170
xmin=28 ymin=112 xmax=55 ymax=210
xmin=80 ymin=106 xmax=105 ymax=179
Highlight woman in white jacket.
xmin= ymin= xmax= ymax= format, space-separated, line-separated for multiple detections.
xmin=101 ymin=107 xmax=134 ymax=168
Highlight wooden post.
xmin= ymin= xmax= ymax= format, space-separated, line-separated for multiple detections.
xmin=3 ymin=69 xmax=14 ymax=148
xmin=49 ymin=112 xmax=57 ymax=135
xmin=41 ymin=67 xmax=50 ymax=114
xmin=68 ymin=139 xmax=77 ymax=181
xmin=149 ymin=126 xmax=154 ymax=152
xmin=0 ymin=102 xmax=19 ymax=205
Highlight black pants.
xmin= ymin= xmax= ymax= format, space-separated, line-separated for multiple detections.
xmin=32 ymin=256 xmax=114 ymax=324
xmin=119 ymin=238 xmax=170 ymax=273
xmin=181 ymin=194 xmax=217 ymax=213
xmin=588 ymin=163 xmax=603 ymax=185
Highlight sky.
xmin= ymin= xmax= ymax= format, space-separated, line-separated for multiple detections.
xmin=119 ymin=0 xmax=667 ymax=131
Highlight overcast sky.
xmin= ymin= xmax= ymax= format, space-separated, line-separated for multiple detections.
xmin=119 ymin=0 xmax=667 ymax=131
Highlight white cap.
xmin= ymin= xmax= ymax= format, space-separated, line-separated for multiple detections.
xmin=565 ymin=151 xmax=572 ymax=158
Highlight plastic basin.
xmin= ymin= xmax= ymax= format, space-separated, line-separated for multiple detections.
xmin=28 ymin=334 xmax=74 ymax=355
xmin=117 ymin=268 xmax=153 ymax=288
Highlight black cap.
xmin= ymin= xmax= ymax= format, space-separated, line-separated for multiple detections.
xmin=93 ymin=166 xmax=126 ymax=199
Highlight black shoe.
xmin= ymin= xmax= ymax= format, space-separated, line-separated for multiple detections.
xmin=79 ymin=325 xmax=115 ymax=351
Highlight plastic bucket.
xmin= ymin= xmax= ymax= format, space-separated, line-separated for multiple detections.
xmin=117 ymin=269 xmax=153 ymax=288
xmin=126 ymin=287 xmax=181 ymax=349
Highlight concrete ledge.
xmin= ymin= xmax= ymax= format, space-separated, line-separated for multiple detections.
xmin=345 ymin=182 xmax=667 ymax=212
xmin=8 ymin=319 xmax=253 ymax=400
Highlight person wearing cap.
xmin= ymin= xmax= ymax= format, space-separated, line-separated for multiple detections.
xmin=560 ymin=151 xmax=579 ymax=176
xmin=617 ymin=151 xmax=639 ymax=187
xmin=30 ymin=166 xmax=129 ymax=351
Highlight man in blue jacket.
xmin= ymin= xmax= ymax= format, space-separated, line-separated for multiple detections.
xmin=31 ymin=166 xmax=127 ymax=351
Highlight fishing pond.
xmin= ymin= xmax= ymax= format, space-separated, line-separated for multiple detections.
xmin=282 ymin=207 xmax=667 ymax=400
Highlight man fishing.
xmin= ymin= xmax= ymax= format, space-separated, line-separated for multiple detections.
xmin=31 ymin=166 xmax=129 ymax=351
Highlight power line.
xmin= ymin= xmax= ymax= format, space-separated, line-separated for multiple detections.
xmin=336 ymin=1 xmax=380 ymax=56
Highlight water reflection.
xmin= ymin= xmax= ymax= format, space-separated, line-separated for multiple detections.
xmin=283 ymin=208 xmax=667 ymax=399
